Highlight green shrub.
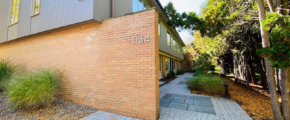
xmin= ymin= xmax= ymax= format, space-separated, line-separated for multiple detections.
xmin=193 ymin=53 xmax=213 ymax=70
xmin=176 ymin=70 xmax=184 ymax=75
xmin=0 ymin=60 xmax=16 ymax=91
xmin=166 ymin=71 xmax=176 ymax=78
xmin=187 ymin=71 xmax=226 ymax=95
xmin=7 ymin=69 xmax=61 ymax=109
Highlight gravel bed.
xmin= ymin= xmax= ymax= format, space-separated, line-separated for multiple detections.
xmin=0 ymin=92 xmax=97 ymax=120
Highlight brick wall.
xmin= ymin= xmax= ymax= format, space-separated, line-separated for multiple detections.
xmin=0 ymin=9 xmax=159 ymax=120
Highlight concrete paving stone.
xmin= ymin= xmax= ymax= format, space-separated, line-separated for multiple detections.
xmin=178 ymin=81 xmax=187 ymax=84
xmin=184 ymin=99 xmax=194 ymax=105
xmin=160 ymin=98 xmax=172 ymax=103
xmin=172 ymin=98 xmax=185 ymax=104
xmin=194 ymin=100 xmax=213 ymax=107
xmin=187 ymin=95 xmax=212 ymax=102
xmin=160 ymin=102 xmax=171 ymax=107
xmin=162 ymin=94 xmax=176 ymax=99
xmin=168 ymin=102 xmax=188 ymax=110
xmin=188 ymin=105 xmax=216 ymax=115
xmin=175 ymin=95 xmax=187 ymax=99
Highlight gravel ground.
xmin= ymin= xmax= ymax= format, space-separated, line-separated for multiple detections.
xmin=0 ymin=92 xmax=97 ymax=120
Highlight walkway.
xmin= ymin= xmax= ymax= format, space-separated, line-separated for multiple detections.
xmin=159 ymin=73 xmax=252 ymax=120
xmin=83 ymin=73 xmax=252 ymax=120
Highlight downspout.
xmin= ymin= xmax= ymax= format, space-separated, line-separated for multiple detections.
xmin=111 ymin=0 xmax=114 ymax=17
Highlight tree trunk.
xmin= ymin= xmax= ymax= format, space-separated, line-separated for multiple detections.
xmin=282 ymin=0 xmax=289 ymax=15
xmin=280 ymin=1 xmax=290 ymax=119
xmin=276 ymin=68 xmax=281 ymax=92
xmin=267 ymin=0 xmax=275 ymax=13
xmin=281 ymin=68 xmax=290 ymax=120
xmin=257 ymin=57 xmax=268 ymax=89
xmin=249 ymin=59 xmax=258 ymax=84
xmin=256 ymin=0 xmax=284 ymax=119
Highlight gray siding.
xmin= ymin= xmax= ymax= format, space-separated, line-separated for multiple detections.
xmin=114 ymin=0 xmax=133 ymax=17
xmin=0 ymin=0 xmax=10 ymax=43
xmin=18 ymin=0 xmax=31 ymax=38
xmin=30 ymin=0 xmax=94 ymax=35
xmin=159 ymin=21 xmax=184 ymax=60
xmin=94 ymin=0 xmax=111 ymax=21
xmin=0 ymin=0 xmax=95 ymax=42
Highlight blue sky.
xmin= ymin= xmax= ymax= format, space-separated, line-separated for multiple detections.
xmin=159 ymin=0 xmax=207 ymax=44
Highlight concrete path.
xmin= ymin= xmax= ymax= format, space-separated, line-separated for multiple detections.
xmin=83 ymin=73 xmax=252 ymax=120
xmin=159 ymin=73 xmax=252 ymax=120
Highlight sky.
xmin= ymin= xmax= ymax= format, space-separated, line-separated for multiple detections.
xmin=159 ymin=0 xmax=207 ymax=44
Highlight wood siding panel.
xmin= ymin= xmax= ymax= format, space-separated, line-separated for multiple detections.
xmin=114 ymin=0 xmax=132 ymax=17
xmin=94 ymin=0 xmax=111 ymax=22
xmin=8 ymin=24 xmax=18 ymax=41
xmin=29 ymin=0 xmax=94 ymax=35
xmin=0 ymin=0 xmax=10 ymax=43
xmin=18 ymin=0 xmax=31 ymax=38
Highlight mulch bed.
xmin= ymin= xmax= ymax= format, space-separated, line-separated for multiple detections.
xmin=160 ymin=76 xmax=177 ymax=83
xmin=190 ymin=77 xmax=275 ymax=120
xmin=0 ymin=92 xmax=97 ymax=120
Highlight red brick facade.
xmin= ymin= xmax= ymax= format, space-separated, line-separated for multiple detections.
xmin=0 ymin=9 xmax=159 ymax=120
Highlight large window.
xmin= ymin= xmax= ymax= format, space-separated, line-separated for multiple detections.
xmin=166 ymin=57 xmax=169 ymax=71
xmin=158 ymin=21 xmax=161 ymax=37
xmin=31 ymin=0 xmax=40 ymax=16
xmin=172 ymin=39 xmax=176 ymax=51
xmin=167 ymin=32 xmax=171 ymax=46
xmin=10 ymin=0 xmax=20 ymax=25
xmin=133 ymin=0 xmax=149 ymax=12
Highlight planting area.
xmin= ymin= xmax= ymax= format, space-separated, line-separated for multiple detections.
xmin=0 ymin=92 xmax=97 ymax=120
xmin=187 ymin=70 xmax=274 ymax=120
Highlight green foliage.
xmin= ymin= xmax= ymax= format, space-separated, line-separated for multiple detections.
xmin=7 ymin=69 xmax=61 ymax=109
xmin=176 ymin=70 xmax=184 ymax=75
xmin=0 ymin=60 xmax=16 ymax=91
xmin=227 ymin=12 xmax=240 ymax=20
xmin=193 ymin=53 xmax=213 ymax=70
xmin=257 ymin=14 xmax=290 ymax=69
xmin=187 ymin=70 xmax=225 ymax=94
xmin=166 ymin=71 xmax=176 ymax=78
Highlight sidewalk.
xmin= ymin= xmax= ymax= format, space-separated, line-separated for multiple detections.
xmin=83 ymin=73 xmax=252 ymax=120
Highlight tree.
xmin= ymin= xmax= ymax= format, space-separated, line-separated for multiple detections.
xmin=256 ymin=0 xmax=284 ymax=119
xmin=164 ymin=0 xmax=290 ymax=119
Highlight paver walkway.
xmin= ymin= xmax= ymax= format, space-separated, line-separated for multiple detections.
xmin=83 ymin=73 xmax=252 ymax=120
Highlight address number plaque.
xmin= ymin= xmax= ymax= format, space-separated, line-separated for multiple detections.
xmin=132 ymin=35 xmax=150 ymax=44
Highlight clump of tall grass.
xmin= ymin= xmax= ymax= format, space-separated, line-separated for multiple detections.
xmin=7 ymin=69 xmax=61 ymax=109
xmin=0 ymin=59 xmax=17 ymax=91
xmin=187 ymin=70 xmax=226 ymax=95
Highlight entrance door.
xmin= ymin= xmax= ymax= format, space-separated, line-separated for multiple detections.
xmin=170 ymin=58 xmax=175 ymax=72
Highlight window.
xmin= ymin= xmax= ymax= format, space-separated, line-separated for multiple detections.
xmin=166 ymin=57 xmax=169 ymax=71
xmin=10 ymin=0 xmax=20 ymax=25
xmin=133 ymin=0 xmax=148 ymax=12
xmin=158 ymin=21 xmax=161 ymax=37
xmin=176 ymin=43 xmax=179 ymax=53
xmin=172 ymin=39 xmax=176 ymax=50
xmin=31 ymin=0 xmax=40 ymax=16
xmin=179 ymin=61 xmax=182 ymax=69
xmin=170 ymin=36 xmax=173 ymax=48
xmin=167 ymin=32 xmax=171 ymax=46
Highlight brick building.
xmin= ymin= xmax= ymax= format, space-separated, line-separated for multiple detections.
xmin=0 ymin=0 xmax=185 ymax=119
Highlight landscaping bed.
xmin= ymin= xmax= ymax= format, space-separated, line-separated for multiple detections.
xmin=0 ymin=92 xmax=97 ymax=120
xmin=188 ymin=71 xmax=274 ymax=120
xmin=159 ymin=76 xmax=177 ymax=83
